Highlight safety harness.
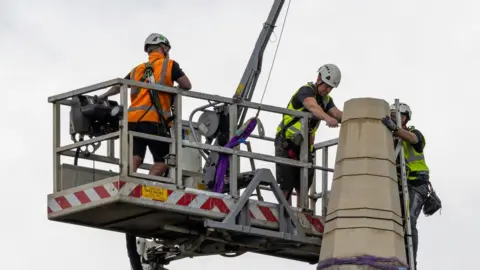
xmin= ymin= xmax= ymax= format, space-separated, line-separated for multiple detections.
xmin=133 ymin=55 xmax=175 ymax=135
xmin=277 ymin=82 xmax=321 ymax=157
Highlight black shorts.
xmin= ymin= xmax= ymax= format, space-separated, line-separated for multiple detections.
xmin=274 ymin=137 xmax=314 ymax=195
xmin=128 ymin=121 xmax=170 ymax=163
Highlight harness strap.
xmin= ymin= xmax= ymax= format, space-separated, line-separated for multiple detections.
xmin=280 ymin=116 xmax=300 ymax=138
xmin=134 ymin=57 xmax=174 ymax=135
xmin=146 ymin=58 xmax=172 ymax=115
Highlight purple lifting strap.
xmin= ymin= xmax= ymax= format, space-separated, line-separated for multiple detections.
xmin=213 ymin=118 xmax=258 ymax=193
xmin=317 ymin=255 xmax=409 ymax=270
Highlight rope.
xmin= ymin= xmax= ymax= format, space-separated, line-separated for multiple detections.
xmin=255 ymin=0 xmax=292 ymax=117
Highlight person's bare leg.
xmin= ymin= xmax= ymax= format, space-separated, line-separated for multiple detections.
xmin=149 ymin=162 xmax=168 ymax=176
xmin=132 ymin=155 xmax=143 ymax=172
xmin=283 ymin=191 xmax=293 ymax=206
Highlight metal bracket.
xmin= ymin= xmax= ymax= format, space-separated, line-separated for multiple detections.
xmin=164 ymin=154 xmax=177 ymax=167
xmin=204 ymin=169 xmax=318 ymax=245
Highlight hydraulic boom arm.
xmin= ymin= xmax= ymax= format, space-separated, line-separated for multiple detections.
xmin=191 ymin=0 xmax=287 ymax=192
xmin=233 ymin=0 xmax=285 ymax=127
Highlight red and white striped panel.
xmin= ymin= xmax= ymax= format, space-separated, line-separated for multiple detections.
xmin=123 ymin=182 xmax=236 ymax=214
xmin=249 ymin=203 xmax=324 ymax=233
xmin=249 ymin=203 xmax=279 ymax=222
xmin=48 ymin=180 xmax=324 ymax=233
xmin=123 ymin=182 xmax=324 ymax=233
xmin=48 ymin=181 xmax=125 ymax=213
xmin=299 ymin=212 xmax=325 ymax=234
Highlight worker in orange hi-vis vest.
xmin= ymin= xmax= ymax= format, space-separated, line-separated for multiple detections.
xmin=99 ymin=33 xmax=192 ymax=176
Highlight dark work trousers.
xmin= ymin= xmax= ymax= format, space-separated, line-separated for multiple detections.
xmin=399 ymin=176 xmax=430 ymax=269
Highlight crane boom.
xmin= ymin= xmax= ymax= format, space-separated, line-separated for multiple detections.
xmin=233 ymin=0 xmax=285 ymax=127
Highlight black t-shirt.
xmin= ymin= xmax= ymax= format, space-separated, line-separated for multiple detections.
xmin=394 ymin=128 xmax=426 ymax=153
xmin=410 ymin=129 xmax=426 ymax=153
xmin=291 ymin=83 xmax=336 ymax=129
xmin=124 ymin=60 xmax=185 ymax=81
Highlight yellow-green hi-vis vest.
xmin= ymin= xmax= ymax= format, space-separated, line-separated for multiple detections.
xmin=402 ymin=126 xmax=429 ymax=180
xmin=276 ymin=82 xmax=331 ymax=152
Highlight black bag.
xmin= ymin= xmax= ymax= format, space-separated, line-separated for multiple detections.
xmin=423 ymin=182 xmax=442 ymax=216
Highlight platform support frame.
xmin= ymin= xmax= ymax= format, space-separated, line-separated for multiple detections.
xmin=204 ymin=168 xmax=319 ymax=244
xmin=48 ymin=78 xmax=337 ymax=214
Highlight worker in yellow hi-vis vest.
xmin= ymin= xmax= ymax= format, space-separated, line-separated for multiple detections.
xmin=274 ymin=64 xmax=343 ymax=207
xmin=381 ymin=102 xmax=441 ymax=269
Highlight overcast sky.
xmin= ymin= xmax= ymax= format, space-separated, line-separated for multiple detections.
xmin=1 ymin=0 xmax=479 ymax=269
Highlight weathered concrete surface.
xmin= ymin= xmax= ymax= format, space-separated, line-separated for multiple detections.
xmin=318 ymin=98 xmax=407 ymax=270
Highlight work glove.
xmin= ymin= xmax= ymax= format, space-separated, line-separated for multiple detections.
xmin=381 ymin=116 xmax=398 ymax=132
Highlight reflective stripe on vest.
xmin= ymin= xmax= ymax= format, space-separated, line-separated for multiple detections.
xmin=127 ymin=52 xmax=174 ymax=124
xmin=275 ymin=82 xmax=331 ymax=152
xmin=403 ymin=127 xmax=429 ymax=180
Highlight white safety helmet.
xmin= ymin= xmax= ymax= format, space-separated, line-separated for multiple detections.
xmin=390 ymin=102 xmax=412 ymax=120
xmin=317 ymin=64 xmax=341 ymax=88
xmin=144 ymin=33 xmax=171 ymax=53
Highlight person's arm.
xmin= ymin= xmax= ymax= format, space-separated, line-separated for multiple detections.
xmin=171 ymin=61 xmax=191 ymax=90
xmin=326 ymin=99 xmax=343 ymax=122
xmin=99 ymin=73 xmax=131 ymax=99
xmin=410 ymin=129 xmax=425 ymax=152
xmin=394 ymin=128 xmax=422 ymax=148
xmin=394 ymin=129 xmax=418 ymax=144
xmin=382 ymin=116 xmax=422 ymax=145
xmin=303 ymin=98 xmax=332 ymax=120
xmin=296 ymin=87 xmax=334 ymax=121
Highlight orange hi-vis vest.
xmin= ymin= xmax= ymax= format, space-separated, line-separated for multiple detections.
xmin=128 ymin=52 xmax=174 ymax=124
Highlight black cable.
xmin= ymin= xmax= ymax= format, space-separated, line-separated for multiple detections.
xmin=73 ymin=136 xmax=84 ymax=166
xmin=126 ymin=234 xmax=144 ymax=270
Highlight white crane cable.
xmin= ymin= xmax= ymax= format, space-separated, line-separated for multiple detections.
xmin=256 ymin=0 xmax=292 ymax=116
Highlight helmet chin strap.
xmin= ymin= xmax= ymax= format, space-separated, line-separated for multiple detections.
xmin=162 ymin=44 xmax=170 ymax=57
